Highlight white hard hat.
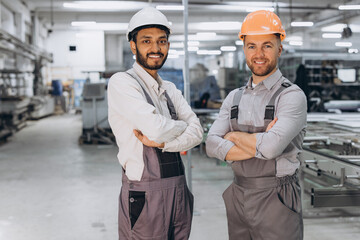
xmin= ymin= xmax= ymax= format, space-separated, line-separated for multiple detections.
xmin=127 ymin=7 xmax=171 ymax=42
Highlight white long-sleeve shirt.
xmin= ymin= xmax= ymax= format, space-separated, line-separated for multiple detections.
xmin=108 ymin=62 xmax=203 ymax=181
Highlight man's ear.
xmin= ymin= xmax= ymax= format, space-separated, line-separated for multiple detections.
xmin=278 ymin=44 xmax=283 ymax=57
xmin=130 ymin=41 xmax=136 ymax=55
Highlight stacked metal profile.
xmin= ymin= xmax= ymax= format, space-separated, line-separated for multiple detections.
xmin=302 ymin=113 xmax=360 ymax=208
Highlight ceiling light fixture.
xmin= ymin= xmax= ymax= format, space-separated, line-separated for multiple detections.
xmin=291 ymin=22 xmax=314 ymax=27
xmin=246 ymin=7 xmax=275 ymax=12
xmin=235 ymin=40 xmax=244 ymax=46
xmin=64 ymin=1 xmax=146 ymax=10
xmin=348 ymin=48 xmax=359 ymax=53
xmin=71 ymin=21 xmax=96 ymax=26
xmin=188 ymin=41 xmax=200 ymax=46
xmin=196 ymin=32 xmax=216 ymax=37
xmin=220 ymin=46 xmax=237 ymax=51
xmin=188 ymin=47 xmax=199 ymax=52
xmin=192 ymin=21 xmax=242 ymax=31
xmin=335 ymin=42 xmax=352 ymax=47
xmin=322 ymin=33 xmax=342 ymax=38
xmin=197 ymin=50 xmax=222 ymax=55
xmin=289 ymin=41 xmax=303 ymax=46
xmin=338 ymin=5 xmax=360 ymax=10
xmin=156 ymin=5 xmax=184 ymax=11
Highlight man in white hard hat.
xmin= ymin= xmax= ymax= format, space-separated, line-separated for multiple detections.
xmin=107 ymin=7 xmax=203 ymax=240
xmin=206 ymin=10 xmax=306 ymax=240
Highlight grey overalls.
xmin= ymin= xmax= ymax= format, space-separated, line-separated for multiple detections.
xmin=222 ymin=81 xmax=303 ymax=240
xmin=118 ymin=70 xmax=194 ymax=240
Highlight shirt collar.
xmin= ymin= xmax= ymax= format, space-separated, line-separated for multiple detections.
xmin=246 ymin=68 xmax=282 ymax=90
xmin=132 ymin=62 xmax=163 ymax=92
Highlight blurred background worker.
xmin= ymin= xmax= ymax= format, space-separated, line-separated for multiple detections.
xmin=190 ymin=63 xmax=221 ymax=109
xmin=206 ymin=10 xmax=307 ymax=240
xmin=107 ymin=7 xmax=203 ymax=240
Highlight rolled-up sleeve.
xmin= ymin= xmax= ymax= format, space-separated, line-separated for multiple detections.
xmin=108 ymin=73 xmax=187 ymax=144
xmin=205 ymin=90 xmax=236 ymax=161
xmin=255 ymin=87 xmax=307 ymax=160
xmin=162 ymin=83 xmax=203 ymax=152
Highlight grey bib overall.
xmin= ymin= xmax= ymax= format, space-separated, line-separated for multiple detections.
xmin=118 ymin=70 xmax=194 ymax=240
xmin=223 ymin=82 xmax=303 ymax=240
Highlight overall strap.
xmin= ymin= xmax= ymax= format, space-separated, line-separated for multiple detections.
xmin=126 ymin=70 xmax=178 ymax=120
xmin=164 ymin=91 xmax=178 ymax=120
xmin=125 ymin=70 xmax=154 ymax=106
xmin=230 ymin=87 xmax=245 ymax=131
xmin=263 ymin=81 xmax=292 ymax=128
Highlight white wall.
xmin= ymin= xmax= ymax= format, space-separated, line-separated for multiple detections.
xmin=46 ymin=30 xmax=105 ymax=81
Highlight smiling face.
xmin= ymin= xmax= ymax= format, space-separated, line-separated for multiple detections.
xmin=243 ymin=34 xmax=283 ymax=84
xmin=130 ymin=27 xmax=169 ymax=78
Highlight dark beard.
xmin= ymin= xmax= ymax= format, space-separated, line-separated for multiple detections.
xmin=136 ymin=48 xmax=168 ymax=70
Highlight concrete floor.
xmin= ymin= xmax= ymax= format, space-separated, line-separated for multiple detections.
xmin=0 ymin=113 xmax=360 ymax=240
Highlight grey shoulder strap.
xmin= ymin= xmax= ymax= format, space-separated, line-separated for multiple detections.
xmin=230 ymin=86 xmax=245 ymax=131
xmin=125 ymin=70 xmax=154 ymax=106
xmin=264 ymin=81 xmax=292 ymax=127
xmin=126 ymin=70 xmax=178 ymax=120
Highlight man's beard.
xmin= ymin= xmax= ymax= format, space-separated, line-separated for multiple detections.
xmin=247 ymin=59 xmax=277 ymax=77
xmin=136 ymin=48 xmax=168 ymax=70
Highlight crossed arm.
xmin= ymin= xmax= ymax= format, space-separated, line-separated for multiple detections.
xmin=223 ymin=118 xmax=277 ymax=161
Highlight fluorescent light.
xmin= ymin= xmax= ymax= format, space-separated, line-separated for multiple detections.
xmin=220 ymin=46 xmax=237 ymax=51
xmin=197 ymin=50 xmax=221 ymax=55
xmin=196 ymin=32 xmax=217 ymax=38
xmin=194 ymin=21 xmax=242 ymax=31
xmin=291 ymin=22 xmax=313 ymax=27
xmin=169 ymin=49 xmax=178 ymax=54
xmin=167 ymin=54 xmax=179 ymax=59
xmin=235 ymin=40 xmax=244 ymax=46
xmin=133 ymin=55 xmax=136 ymax=60
xmin=285 ymin=36 xmax=303 ymax=42
xmin=71 ymin=21 xmax=96 ymax=27
xmin=246 ymin=7 xmax=274 ymax=12
xmin=212 ymin=70 xmax=218 ymax=75
xmin=170 ymin=42 xmax=184 ymax=48
xmin=335 ymin=42 xmax=352 ymax=47
xmin=188 ymin=47 xmax=199 ymax=52
xmin=177 ymin=51 xmax=185 ymax=55
xmin=71 ymin=22 xmax=128 ymax=30
xmin=339 ymin=5 xmax=360 ymax=10
xmin=348 ymin=48 xmax=359 ymax=53
xmin=188 ymin=41 xmax=200 ymax=46
xmin=63 ymin=1 xmax=146 ymax=10
xmin=156 ymin=5 xmax=184 ymax=11
xmin=207 ymin=50 xmax=222 ymax=55
xmin=289 ymin=41 xmax=303 ymax=46
xmin=322 ymin=33 xmax=342 ymax=39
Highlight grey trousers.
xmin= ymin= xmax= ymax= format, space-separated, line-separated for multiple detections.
xmin=223 ymin=177 xmax=303 ymax=240
xmin=118 ymin=176 xmax=194 ymax=240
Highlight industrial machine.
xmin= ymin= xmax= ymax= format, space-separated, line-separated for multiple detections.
xmin=301 ymin=113 xmax=360 ymax=211
xmin=78 ymin=82 xmax=114 ymax=144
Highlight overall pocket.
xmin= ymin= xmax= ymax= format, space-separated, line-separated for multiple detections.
xmin=129 ymin=191 xmax=145 ymax=229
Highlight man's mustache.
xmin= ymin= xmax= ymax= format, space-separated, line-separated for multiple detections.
xmin=147 ymin=52 xmax=164 ymax=57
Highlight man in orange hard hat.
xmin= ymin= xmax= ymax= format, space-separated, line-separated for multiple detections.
xmin=206 ymin=10 xmax=306 ymax=240
xmin=108 ymin=7 xmax=203 ymax=239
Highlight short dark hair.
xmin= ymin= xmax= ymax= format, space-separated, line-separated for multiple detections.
xmin=128 ymin=24 xmax=170 ymax=42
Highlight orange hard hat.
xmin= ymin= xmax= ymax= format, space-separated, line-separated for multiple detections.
xmin=239 ymin=10 xmax=286 ymax=41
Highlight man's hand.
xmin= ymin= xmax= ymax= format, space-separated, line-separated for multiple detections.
xmin=133 ymin=130 xmax=165 ymax=148
xmin=266 ymin=117 xmax=278 ymax=132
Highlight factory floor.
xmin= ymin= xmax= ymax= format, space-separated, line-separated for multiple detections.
xmin=1 ymin=113 xmax=360 ymax=240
